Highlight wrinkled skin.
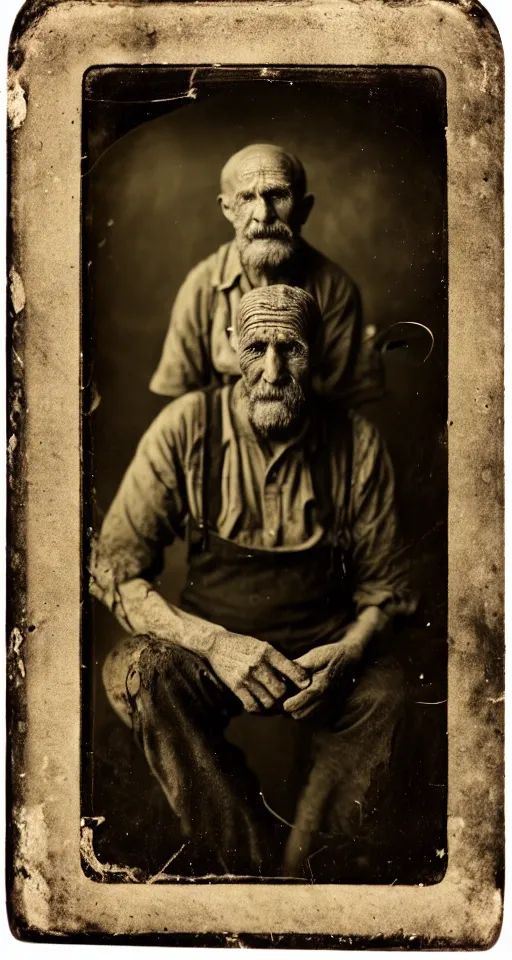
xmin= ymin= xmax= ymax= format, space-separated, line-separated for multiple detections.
xmin=207 ymin=630 xmax=311 ymax=713
xmin=218 ymin=146 xmax=314 ymax=280
xmin=283 ymin=624 xmax=369 ymax=719
xmin=238 ymin=313 xmax=310 ymax=441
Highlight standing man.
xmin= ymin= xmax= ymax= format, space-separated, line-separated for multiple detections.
xmin=150 ymin=143 xmax=368 ymax=402
xmin=91 ymin=285 xmax=415 ymax=879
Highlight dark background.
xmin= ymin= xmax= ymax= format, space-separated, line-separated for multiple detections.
xmin=82 ymin=67 xmax=448 ymax=882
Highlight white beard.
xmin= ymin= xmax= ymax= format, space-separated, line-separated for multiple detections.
xmin=240 ymin=237 xmax=296 ymax=273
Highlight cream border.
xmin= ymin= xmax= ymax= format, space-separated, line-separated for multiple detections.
xmin=7 ymin=0 xmax=504 ymax=945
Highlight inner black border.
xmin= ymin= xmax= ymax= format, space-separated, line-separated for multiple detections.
xmin=79 ymin=63 xmax=448 ymax=895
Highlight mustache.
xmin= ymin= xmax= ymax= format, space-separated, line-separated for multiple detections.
xmin=252 ymin=386 xmax=291 ymax=401
xmin=245 ymin=223 xmax=294 ymax=243
xmin=251 ymin=380 xmax=304 ymax=403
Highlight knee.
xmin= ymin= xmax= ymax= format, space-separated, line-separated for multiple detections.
xmin=102 ymin=636 xmax=199 ymax=724
xmin=137 ymin=640 xmax=202 ymax=689
xmin=102 ymin=634 xmax=151 ymax=726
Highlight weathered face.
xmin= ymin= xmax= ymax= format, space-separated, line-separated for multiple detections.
xmin=220 ymin=149 xmax=311 ymax=271
xmin=239 ymin=316 xmax=310 ymax=439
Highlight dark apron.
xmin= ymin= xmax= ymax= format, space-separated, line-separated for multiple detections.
xmin=180 ymin=389 xmax=354 ymax=657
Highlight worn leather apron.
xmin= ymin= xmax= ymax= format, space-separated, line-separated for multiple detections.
xmin=180 ymin=389 xmax=354 ymax=658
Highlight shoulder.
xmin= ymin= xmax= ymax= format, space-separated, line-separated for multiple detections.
xmin=323 ymin=408 xmax=384 ymax=468
xmin=301 ymin=241 xmax=358 ymax=300
xmin=321 ymin=406 xmax=379 ymax=447
xmin=140 ymin=390 xmax=208 ymax=457
xmin=179 ymin=242 xmax=232 ymax=294
xmin=351 ymin=409 xmax=385 ymax=451
xmin=349 ymin=411 xmax=392 ymax=486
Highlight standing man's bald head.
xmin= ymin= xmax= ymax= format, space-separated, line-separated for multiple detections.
xmin=220 ymin=144 xmax=307 ymax=198
xmin=218 ymin=143 xmax=314 ymax=280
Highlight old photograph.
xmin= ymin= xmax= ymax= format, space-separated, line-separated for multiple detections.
xmin=82 ymin=66 xmax=448 ymax=886
xmin=7 ymin=0 xmax=503 ymax=946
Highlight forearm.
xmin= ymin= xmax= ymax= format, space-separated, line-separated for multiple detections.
xmin=355 ymin=604 xmax=390 ymax=640
xmin=100 ymin=577 xmax=309 ymax=714
xmin=96 ymin=575 xmax=227 ymax=658
xmin=340 ymin=604 xmax=391 ymax=656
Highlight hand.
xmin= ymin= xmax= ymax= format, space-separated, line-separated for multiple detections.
xmin=207 ymin=631 xmax=311 ymax=713
xmin=283 ymin=623 xmax=368 ymax=720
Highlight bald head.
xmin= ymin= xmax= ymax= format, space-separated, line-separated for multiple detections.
xmin=237 ymin=285 xmax=318 ymax=440
xmin=218 ymin=144 xmax=314 ymax=278
xmin=220 ymin=144 xmax=307 ymax=197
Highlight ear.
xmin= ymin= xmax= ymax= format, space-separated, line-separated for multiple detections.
xmin=218 ymin=193 xmax=235 ymax=225
xmin=298 ymin=193 xmax=315 ymax=226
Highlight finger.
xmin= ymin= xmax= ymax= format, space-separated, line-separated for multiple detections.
xmin=237 ymin=687 xmax=263 ymax=714
xmin=294 ymin=648 xmax=331 ymax=672
xmin=252 ymin=664 xmax=287 ymax=699
xmin=246 ymin=678 xmax=277 ymax=710
xmin=268 ymin=648 xmax=310 ymax=688
xmin=283 ymin=682 xmax=321 ymax=714
xmin=291 ymin=700 xmax=322 ymax=721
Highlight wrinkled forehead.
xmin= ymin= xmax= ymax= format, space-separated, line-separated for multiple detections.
xmin=227 ymin=152 xmax=294 ymax=194
xmin=238 ymin=311 xmax=309 ymax=345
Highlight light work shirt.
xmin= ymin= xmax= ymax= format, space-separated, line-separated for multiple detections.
xmin=93 ymin=381 xmax=414 ymax=620
xmin=150 ymin=240 xmax=362 ymax=400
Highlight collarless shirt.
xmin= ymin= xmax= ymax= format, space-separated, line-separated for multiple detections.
xmin=93 ymin=382 xmax=415 ymax=619
xmin=149 ymin=239 xmax=362 ymax=400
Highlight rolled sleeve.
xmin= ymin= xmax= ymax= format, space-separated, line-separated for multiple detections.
xmin=90 ymin=398 xmax=194 ymax=611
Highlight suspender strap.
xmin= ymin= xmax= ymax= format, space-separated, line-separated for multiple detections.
xmin=207 ymin=243 xmax=231 ymax=335
xmin=342 ymin=411 xmax=354 ymax=529
xmin=312 ymin=406 xmax=354 ymax=545
xmin=201 ymin=387 xmax=225 ymax=541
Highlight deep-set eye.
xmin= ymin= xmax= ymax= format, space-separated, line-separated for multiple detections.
xmin=240 ymin=191 xmax=255 ymax=203
xmin=248 ymin=341 xmax=267 ymax=355
xmin=270 ymin=188 xmax=290 ymax=201
xmin=281 ymin=340 xmax=305 ymax=357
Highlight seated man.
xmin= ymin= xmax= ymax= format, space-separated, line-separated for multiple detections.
xmin=150 ymin=142 xmax=381 ymax=404
xmin=90 ymin=285 xmax=415 ymax=879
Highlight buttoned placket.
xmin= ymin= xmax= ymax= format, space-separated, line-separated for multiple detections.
xmin=260 ymin=443 xmax=296 ymax=548
xmin=262 ymin=462 xmax=281 ymax=548
xmin=227 ymin=380 xmax=319 ymax=549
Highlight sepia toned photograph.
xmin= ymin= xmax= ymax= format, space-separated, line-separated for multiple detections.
xmin=7 ymin=0 xmax=503 ymax=946
xmin=83 ymin=66 xmax=448 ymax=886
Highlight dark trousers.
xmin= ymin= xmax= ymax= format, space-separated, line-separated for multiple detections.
xmin=102 ymin=635 xmax=407 ymax=878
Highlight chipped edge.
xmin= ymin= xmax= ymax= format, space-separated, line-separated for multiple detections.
xmin=5 ymin=0 xmax=505 ymax=945
xmin=7 ymin=20 xmax=30 ymax=938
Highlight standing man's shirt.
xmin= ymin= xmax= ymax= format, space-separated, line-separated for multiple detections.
xmin=150 ymin=240 xmax=363 ymax=401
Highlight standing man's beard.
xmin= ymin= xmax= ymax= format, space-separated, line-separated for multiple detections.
xmin=244 ymin=379 xmax=308 ymax=441
xmin=238 ymin=223 xmax=299 ymax=274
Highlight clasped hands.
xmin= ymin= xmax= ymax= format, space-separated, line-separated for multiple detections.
xmin=207 ymin=619 xmax=374 ymax=720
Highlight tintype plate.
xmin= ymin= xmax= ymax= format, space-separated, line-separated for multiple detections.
xmin=7 ymin=0 xmax=504 ymax=948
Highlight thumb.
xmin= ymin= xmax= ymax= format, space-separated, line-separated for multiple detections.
xmin=294 ymin=647 xmax=330 ymax=673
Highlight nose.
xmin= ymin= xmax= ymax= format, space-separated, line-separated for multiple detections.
xmin=252 ymin=194 xmax=273 ymax=224
xmin=262 ymin=344 xmax=284 ymax=384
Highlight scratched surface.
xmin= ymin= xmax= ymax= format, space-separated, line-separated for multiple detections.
xmin=7 ymin=0 xmax=504 ymax=947
xmin=80 ymin=63 xmax=448 ymax=886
